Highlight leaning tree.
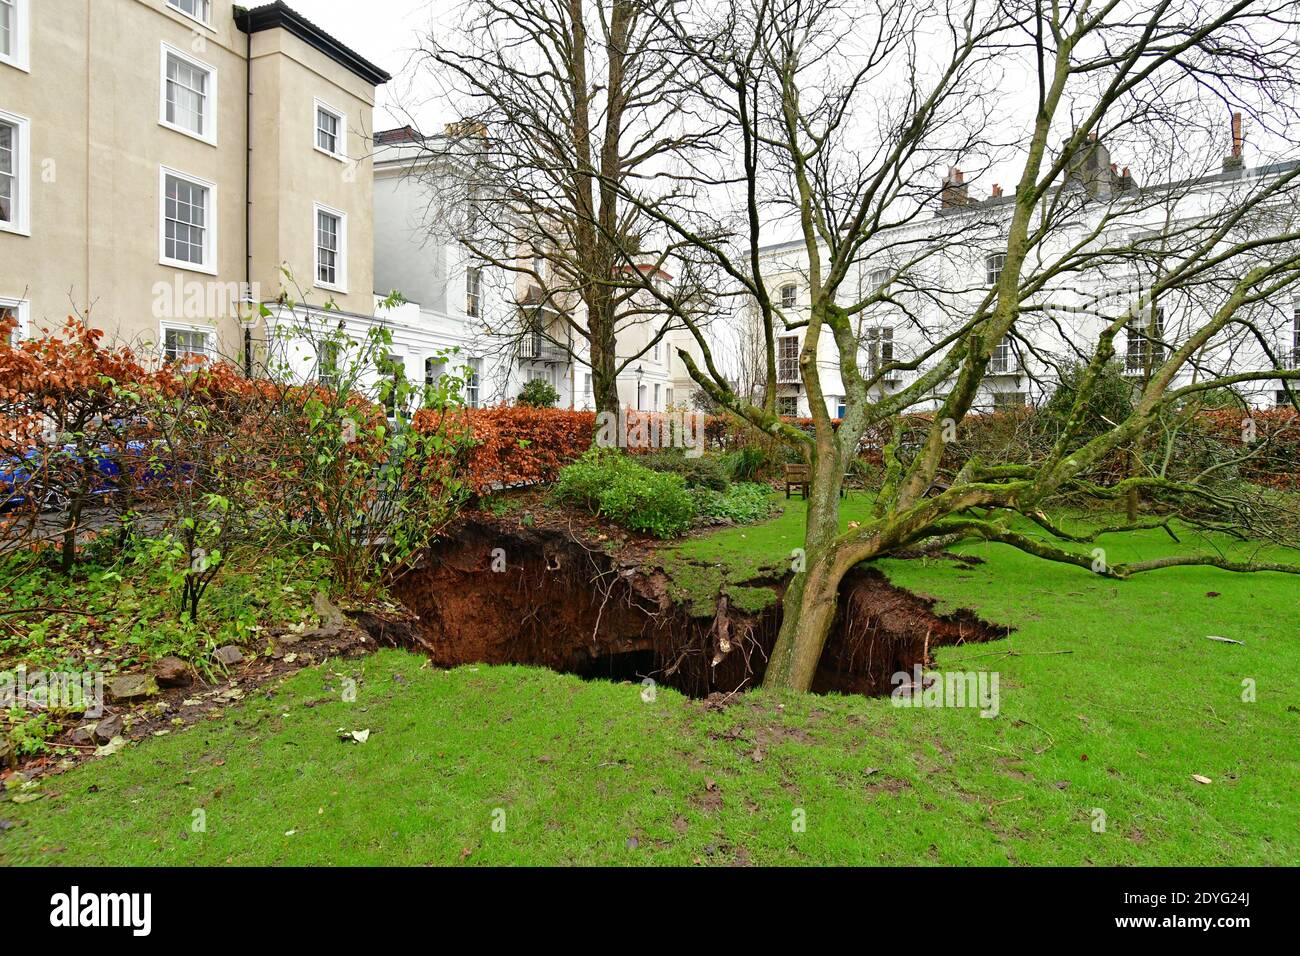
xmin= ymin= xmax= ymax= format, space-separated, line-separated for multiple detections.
xmin=608 ymin=0 xmax=1300 ymax=691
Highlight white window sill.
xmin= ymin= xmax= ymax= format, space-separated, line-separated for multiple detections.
xmin=166 ymin=7 xmax=215 ymax=32
xmin=314 ymin=145 xmax=347 ymax=163
xmin=0 ymin=56 xmax=30 ymax=73
xmin=160 ymin=256 xmax=218 ymax=277
xmin=0 ymin=221 xmax=31 ymax=237
xmin=160 ymin=120 xmax=217 ymax=148
xmin=315 ymin=281 xmax=348 ymax=295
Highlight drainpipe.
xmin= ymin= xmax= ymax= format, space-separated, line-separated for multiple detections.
xmin=243 ymin=22 xmax=253 ymax=377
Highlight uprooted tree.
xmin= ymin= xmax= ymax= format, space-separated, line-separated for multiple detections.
xmin=603 ymin=0 xmax=1300 ymax=691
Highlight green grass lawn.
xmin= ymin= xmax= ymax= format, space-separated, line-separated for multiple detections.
xmin=2 ymin=500 xmax=1297 ymax=865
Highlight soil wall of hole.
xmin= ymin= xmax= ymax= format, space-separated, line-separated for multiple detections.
xmin=392 ymin=518 xmax=1011 ymax=698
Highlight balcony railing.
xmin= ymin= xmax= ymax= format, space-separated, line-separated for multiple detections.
xmin=866 ymin=348 xmax=902 ymax=381
xmin=519 ymin=333 xmax=571 ymax=364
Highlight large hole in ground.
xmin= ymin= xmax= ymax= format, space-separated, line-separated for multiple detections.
xmin=387 ymin=518 xmax=1012 ymax=698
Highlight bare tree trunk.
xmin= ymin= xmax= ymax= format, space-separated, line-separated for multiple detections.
xmin=60 ymin=493 xmax=84 ymax=575
xmin=585 ymin=287 xmax=621 ymax=417
xmin=590 ymin=331 xmax=620 ymax=416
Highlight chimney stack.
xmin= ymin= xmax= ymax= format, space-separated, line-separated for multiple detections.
xmin=1224 ymin=111 xmax=1245 ymax=172
xmin=941 ymin=166 xmax=973 ymax=209
xmin=374 ymin=126 xmax=423 ymax=146
xmin=445 ymin=119 xmax=488 ymax=139
xmin=991 ymin=184 xmax=1003 ymax=198
xmin=1064 ymin=133 xmax=1116 ymax=198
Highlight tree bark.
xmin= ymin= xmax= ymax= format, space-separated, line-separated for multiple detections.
xmin=60 ymin=494 xmax=84 ymax=575
xmin=585 ymin=285 xmax=621 ymax=417
xmin=764 ymin=452 xmax=845 ymax=691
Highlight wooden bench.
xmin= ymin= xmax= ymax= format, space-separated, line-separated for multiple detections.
xmin=784 ymin=463 xmax=810 ymax=499
xmin=784 ymin=464 xmax=851 ymax=499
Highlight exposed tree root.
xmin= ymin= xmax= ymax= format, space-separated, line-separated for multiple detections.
xmin=391 ymin=517 xmax=1012 ymax=698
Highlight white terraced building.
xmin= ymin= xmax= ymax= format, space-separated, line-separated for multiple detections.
xmin=756 ymin=138 xmax=1300 ymax=419
xmin=370 ymin=126 xmax=703 ymax=413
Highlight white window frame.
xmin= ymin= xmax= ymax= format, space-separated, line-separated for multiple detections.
xmin=0 ymin=107 xmax=31 ymax=235
xmin=1125 ymin=307 xmax=1165 ymax=374
xmin=0 ymin=0 xmax=30 ymax=73
xmin=1 ymin=295 xmax=29 ymax=343
xmin=314 ymin=203 xmax=348 ymax=293
xmin=465 ymin=357 xmax=483 ymax=408
xmin=159 ymin=320 xmax=216 ymax=365
xmin=381 ymin=352 xmax=407 ymax=417
xmin=313 ymin=99 xmax=346 ymax=161
xmin=424 ymin=356 xmax=447 ymax=387
xmin=166 ymin=0 xmax=213 ymax=30
xmin=777 ymin=333 xmax=800 ymax=383
xmin=318 ymin=340 xmax=343 ymax=387
xmin=158 ymin=166 xmax=218 ymax=275
xmin=986 ymin=253 xmax=1007 ymax=287
xmin=159 ymin=43 xmax=218 ymax=146
xmin=865 ymin=326 xmax=894 ymax=376
xmin=779 ymin=283 xmax=798 ymax=310
xmin=990 ymin=334 xmax=1017 ymax=374
xmin=466 ymin=265 xmax=482 ymax=317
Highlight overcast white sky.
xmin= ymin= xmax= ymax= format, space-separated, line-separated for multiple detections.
xmin=286 ymin=0 xmax=1283 ymax=208
xmin=289 ymin=0 xmax=457 ymax=132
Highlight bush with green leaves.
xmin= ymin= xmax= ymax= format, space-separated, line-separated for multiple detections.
xmin=1039 ymin=360 xmax=1136 ymax=442
xmin=689 ymin=482 xmax=776 ymax=524
xmin=517 ymin=378 xmax=560 ymax=409
xmin=554 ymin=448 xmax=695 ymax=538
xmin=260 ymin=296 xmax=472 ymax=597
xmin=639 ymin=449 xmax=729 ymax=491
xmin=722 ymin=445 xmax=768 ymax=482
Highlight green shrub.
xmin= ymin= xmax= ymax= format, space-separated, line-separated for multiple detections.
xmin=723 ymin=445 xmax=768 ymax=482
xmin=1039 ymin=361 xmax=1135 ymax=442
xmin=640 ymin=449 xmax=729 ymax=491
xmin=517 ymin=379 xmax=560 ymax=409
xmin=555 ymin=448 xmax=695 ymax=538
xmin=690 ymin=482 xmax=776 ymax=524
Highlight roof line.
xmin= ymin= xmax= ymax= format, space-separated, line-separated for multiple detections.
xmin=235 ymin=2 xmax=391 ymax=87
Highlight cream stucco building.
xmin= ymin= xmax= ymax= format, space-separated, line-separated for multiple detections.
xmin=0 ymin=0 xmax=389 ymax=365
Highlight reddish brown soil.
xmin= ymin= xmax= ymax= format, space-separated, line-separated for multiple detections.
xmin=392 ymin=514 xmax=1011 ymax=698
xmin=816 ymin=567 xmax=1011 ymax=695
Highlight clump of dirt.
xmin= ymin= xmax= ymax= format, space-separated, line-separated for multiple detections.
xmin=815 ymin=568 xmax=1011 ymax=695
xmin=392 ymin=515 xmax=1011 ymax=699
